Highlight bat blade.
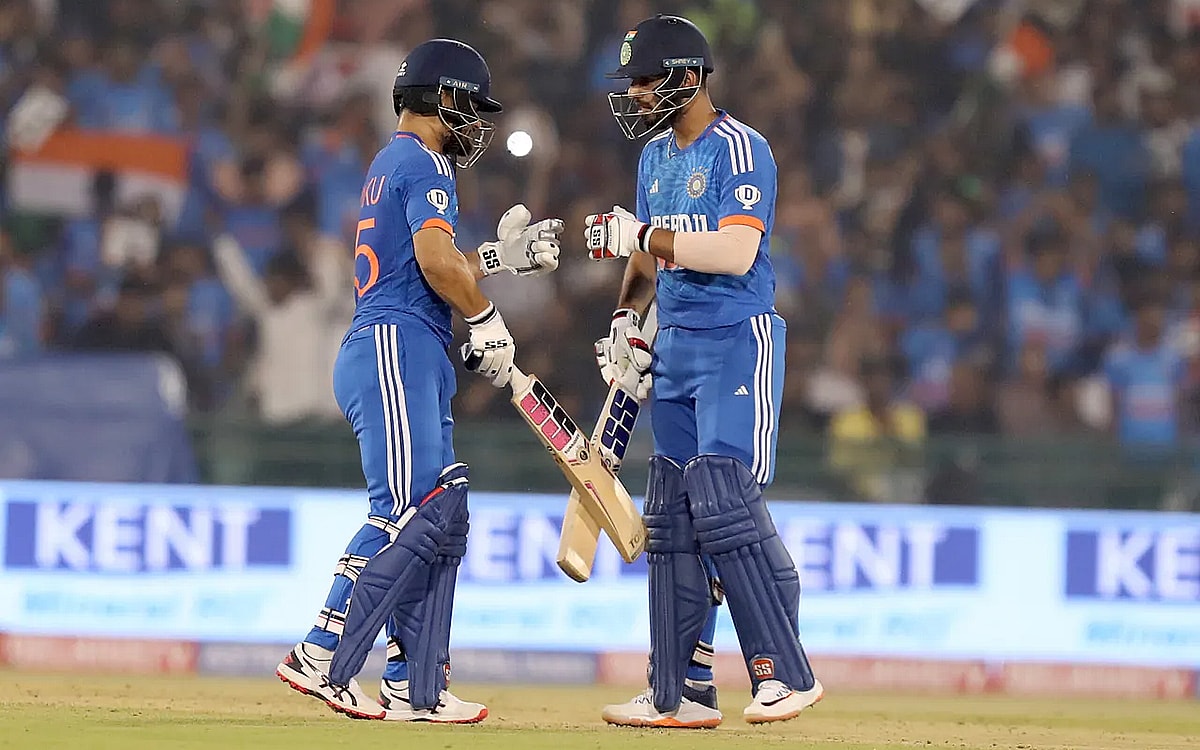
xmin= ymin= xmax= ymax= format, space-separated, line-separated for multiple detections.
xmin=510 ymin=370 xmax=645 ymax=563
xmin=556 ymin=304 xmax=658 ymax=582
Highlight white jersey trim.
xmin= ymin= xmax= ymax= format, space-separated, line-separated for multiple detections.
xmin=715 ymin=120 xmax=754 ymax=175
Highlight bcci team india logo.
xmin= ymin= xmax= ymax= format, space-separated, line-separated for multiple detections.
xmin=620 ymin=30 xmax=636 ymax=65
xmin=686 ymin=167 xmax=708 ymax=199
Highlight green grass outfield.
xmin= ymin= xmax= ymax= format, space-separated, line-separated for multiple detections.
xmin=1 ymin=672 xmax=1197 ymax=750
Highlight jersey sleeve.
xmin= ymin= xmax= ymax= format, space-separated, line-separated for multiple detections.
xmin=714 ymin=126 xmax=776 ymax=233
xmin=635 ymin=149 xmax=650 ymax=224
xmin=397 ymin=151 xmax=457 ymax=238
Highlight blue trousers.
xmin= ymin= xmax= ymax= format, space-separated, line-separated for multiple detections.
xmin=651 ymin=312 xmax=786 ymax=482
xmin=304 ymin=321 xmax=456 ymax=679
xmin=336 ymin=322 xmax=456 ymax=516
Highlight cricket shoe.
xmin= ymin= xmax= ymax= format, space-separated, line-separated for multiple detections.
xmin=276 ymin=642 xmax=379 ymax=717
xmin=276 ymin=642 xmax=334 ymax=696
xmin=743 ymin=678 xmax=824 ymax=724
xmin=601 ymin=688 xmax=722 ymax=728
xmin=311 ymin=672 xmax=386 ymax=720
xmin=378 ymin=678 xmax=488 ymax=723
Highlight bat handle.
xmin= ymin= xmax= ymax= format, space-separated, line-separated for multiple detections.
xmin=509 ymin=364 xmax=530 ymax=393
xmin=461 ymin=345 xmax=529 ymax=392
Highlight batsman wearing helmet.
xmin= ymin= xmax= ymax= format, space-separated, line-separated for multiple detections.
xmin=275 ymin=38 xmax=564 ymax=722
xmin=584 ymin=15 xmax=823 ymax=727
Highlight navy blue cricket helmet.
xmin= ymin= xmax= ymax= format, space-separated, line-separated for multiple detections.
xmin=607 ymin=15 xmax=714 ymax=139
xmin=393 ymin=38 xmax=502 ymax=168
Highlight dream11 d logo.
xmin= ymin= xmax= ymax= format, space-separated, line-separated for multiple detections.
xmin=1064 ymin=527 xmax=1200 ymax=602
xmin=3 ymin=496 xmax=291 ymax=573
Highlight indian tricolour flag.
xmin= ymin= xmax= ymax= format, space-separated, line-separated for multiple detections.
xmin=245 ymin=0 xmax=336 ymax=63
xmin=7 ymin=128 xmax=190 ymax=223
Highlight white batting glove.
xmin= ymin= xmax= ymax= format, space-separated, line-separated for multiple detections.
xmin=584 ymin=205 xmax=654 ymax=261
xmin=459 ymin=303 xmax=516 ymax=388
xmin=597 ymin=308 xmax=652 ymax=388
xmin=478 ymin=203 xmax=564 ymax=277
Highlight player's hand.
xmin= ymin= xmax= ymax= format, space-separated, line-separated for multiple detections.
xmin=597 ymin=308 xmax=652 ymax=388
xmin=633 ymin=370 xmax=652 ymax=401
xmin=478 ymin=203 xmax=564 ymax=277
xmin=584 ymin=205 xmax=653 ymax=261
xmin=459 ymin=303 xmax=515 ymax=388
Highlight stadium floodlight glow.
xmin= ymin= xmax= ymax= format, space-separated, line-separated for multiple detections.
xmin=506 ymin=130 xmax=533 ymax=158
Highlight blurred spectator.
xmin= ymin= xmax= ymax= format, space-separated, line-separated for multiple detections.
xmin=1006 ymin=221 xmax=1084 ymax=375
xmin=66 ymin=34 xmax=177 ymax=133
xmin=1069 ymin=81 xmax=1150 ymax=218
xmin=997 ymin=342 xmax=1079 ymax=436
xmin=828 ymin=355 xmax=926 ymax=503
xmin=927 ymin=357 xmax=999 ymax=435
xmin=300 ymin=89 xmax=379 ymax=243
xmin=1102 ymin=290 xmax=1187 ymax=450
xmin=70 ymin=276 xmax=174 ymax=354
xmin=0 ymin=228 xmax=43 ymax=358
xmin=901 ymin=288 xmax=987 ymax=412
xmin=907 ymin=178 xmax=1002 ymax=327
xmin=213 ymin=234 xmax=344 ymax=425
xmin=824 ymin=275 xmax=887 ymax=381
xmin=220 ymin=156 xmax=285 ymax=275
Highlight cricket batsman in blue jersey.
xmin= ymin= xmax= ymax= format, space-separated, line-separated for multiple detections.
xmin=584 ymin=15 xmax=824 ymax=727
xmin=275 ymin=38 xmax=564 ymax=722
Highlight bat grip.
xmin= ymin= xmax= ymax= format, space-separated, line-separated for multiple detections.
xmin=509 ymin=365 xmax=530 ymax=392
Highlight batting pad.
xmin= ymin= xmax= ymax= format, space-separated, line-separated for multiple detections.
xmin=328 ymin=465 xmax=469 ymax=687
xmin=304 ymin=519 xmax=395 ymax=650
xmin=398 ymin=466 xmax=469 ymax=709
xmin=685 ymin=455 xmax=817 ymax=692
xmin=644 ymin=455 xmax=713 ymax=713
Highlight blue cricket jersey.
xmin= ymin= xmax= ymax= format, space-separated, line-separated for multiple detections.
xmin=1103 ymin=340 xmax=1186 ymax=447
xmin=636 ymin=112 xmax=777 ymax=329
xmin=349 ymin=131 xmax=460 ymax=347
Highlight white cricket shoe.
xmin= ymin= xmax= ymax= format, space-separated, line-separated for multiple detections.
xmin=743 ymin=678 xmax=824 ymax=724
xmin=310 ymin=671 xmax=386 ymax=720
xmin=378 ymin=678 xmax=488 ymax=724
xmin=277 ymin=642 xmax=381 ymax=718
xmin=276 ymin=642 xmax=333 ymax=696
xmin=602 ymin=688 xmax=723 ymax=729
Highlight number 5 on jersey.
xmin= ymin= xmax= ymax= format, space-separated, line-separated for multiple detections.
xmin=355 ymin=218 xmax=378 ymax=297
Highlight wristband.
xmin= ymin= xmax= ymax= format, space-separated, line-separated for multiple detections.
xmin=465 ymin=303 xmax=497 ymax=326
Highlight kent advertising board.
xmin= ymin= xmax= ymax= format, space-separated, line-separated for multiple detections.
xmin=0 ymin=480 xmax=1197 ymax=667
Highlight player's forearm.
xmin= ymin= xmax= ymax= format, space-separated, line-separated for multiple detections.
xmin=461 ymin=249 xmax=488 ymax=282
xmin=417 ymin=246 xmax=491 ymax=319
xmin=616 ymin=251 xmax=657 ymax=314
xmin=643 ymin=225 xmax=759 ymax=276
xmin=213 ymin=235 xmax=269 ymax=317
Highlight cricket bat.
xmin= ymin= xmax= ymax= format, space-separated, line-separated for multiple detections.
xmin=557 ymin=305 xmax=658 ymax=582
xmin=503 ymin=364 xmax=646 ymax=564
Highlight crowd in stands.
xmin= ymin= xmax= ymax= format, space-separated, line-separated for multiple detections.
xmin=5 ymin=0 xmax=1200 ymax=502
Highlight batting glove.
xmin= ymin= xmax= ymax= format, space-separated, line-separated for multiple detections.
xmin=597 ymin=308 xmax=652 ymax=388
xmin=584 ymin=205 xmax=654 ymax=260
xmin=459 ymin=303 xmax=516 ymax=388
xmin=478 ymin=203 xmax=564 ymax=277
